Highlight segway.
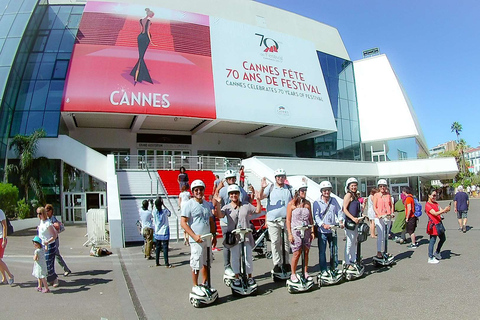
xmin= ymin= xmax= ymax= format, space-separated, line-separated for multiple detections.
xmin=223 ymin=266 xmax=236 ymax=287
xmin=286 ymin=223 xmax=314 ymax=293
xmin=373 ymin=215 xmax=395 ymax=267
xmin=318 ymin=224 xmax=343 ymax=286
xmin=230 ymin=228 xmax=258 ymax=296
xmin=189 ymin=233 xmax=219 ymax=308
xmin=345 ymin=216 xmax=367 ymax=280
xmin=271 ymin=217 xmax=291 ymax=281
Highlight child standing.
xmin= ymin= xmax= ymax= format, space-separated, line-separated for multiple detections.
xmin=32 ymin=236 xmax=50 ymax=293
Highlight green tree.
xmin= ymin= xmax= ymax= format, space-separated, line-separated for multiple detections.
xmin=4 ymin=128 xmax=47 ymax=204
xmin=0 ymin=183 xmax=19 ymax=217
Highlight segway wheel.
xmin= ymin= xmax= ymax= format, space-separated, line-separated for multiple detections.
xmin=266 ymin=251 xmax=272 ymax=259
xmin=224 ymin=278 xmax=231 ymax=287
xmin=287 ymin=286 xmax=293 ymax=294
xmin=190 ymin=298 xmax=200 ymax=308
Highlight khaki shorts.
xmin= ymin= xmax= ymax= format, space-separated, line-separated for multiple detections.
xmin=190 ymin=241 xmax=212 ymax=271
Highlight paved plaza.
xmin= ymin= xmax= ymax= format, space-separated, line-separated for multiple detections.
xmin=1 ymin=199 xmax=480 ymax=319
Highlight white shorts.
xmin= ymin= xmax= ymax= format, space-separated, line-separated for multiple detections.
xmin=190 ymin=241 xmax=212 ymax=271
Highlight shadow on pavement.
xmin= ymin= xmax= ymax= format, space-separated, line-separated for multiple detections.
xmin=72 ymin=269 xmax=112 ymax=276
xmin=441 ymin=249 xmax=461 ymax=260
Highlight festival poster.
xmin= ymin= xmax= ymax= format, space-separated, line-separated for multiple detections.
xmin=209 ymin=18 xmax=336 ymax=131
xmin=62 ymin=1 xmax=216 ymax=119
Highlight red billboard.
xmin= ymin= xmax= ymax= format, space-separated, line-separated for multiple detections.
xmin=62 ymin=1 xmax=216 ymax=119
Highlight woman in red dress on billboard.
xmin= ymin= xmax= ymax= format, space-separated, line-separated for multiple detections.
xmin=131 ymin=8 xmax=155 ymax=85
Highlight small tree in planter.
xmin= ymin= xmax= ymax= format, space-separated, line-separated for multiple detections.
xmin=0 ymin=183 xmax=19 ymax=218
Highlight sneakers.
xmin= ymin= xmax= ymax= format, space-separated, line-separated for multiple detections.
xmin=247 ymin=278 xmax=256 ymax=285
xmin=462 ymin=226 xmax=466 ymax=233
xmin=192 ymin=285 xmax=205 ymax=296
xmin=212 ymin=247 xmax=221 ymax=252
xmin=428 ymin=257 xmax=439 ymax=264
xmin=232 ymin=279 xmax=241 ymax=287
xmin=64 ymin=271 xmax=71 ymax=276
xmin=7 ymin=275 xmax=14 ymax=285
xmin=433 ymin=252 xmax=442 ymax=260
xmin=304 ymin=272 xmax=312 ymax=281
xmin=52 ymin=279 xmax=59 ymax=288
xmin=290 ymin=274 xmax=299 ymax=282
xmin=407 ymin=244 xmax=417 ymax=249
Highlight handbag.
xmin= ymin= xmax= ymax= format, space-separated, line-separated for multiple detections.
xmin=357 ymin=222 xmax=370 ymax=243
xmin=345 ymin=219 xmax=356 ymax=231
xmin=224 ymin=231 xmax=237 ymax=246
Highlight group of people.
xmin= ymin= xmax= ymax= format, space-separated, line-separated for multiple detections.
xmin=178 ymin=167 xmax=460 ymax=295
xmin=0 ymin=204 xmax=72 ymax=293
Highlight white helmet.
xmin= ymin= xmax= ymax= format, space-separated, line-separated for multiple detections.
xmin=294 ymin=182 xmax=308 ymax=194
xmin=224 ymin=170 xmax=236 ymax=179
xmin=377 ymin=179 xmax=388 ymax=186
xmin=345 ymin=177 xmax=358 ymax=193
xmin=319 ymin=181 xmax=333 ymax=192
xmin=227 ymin=184 xmax=241 ymax=194
xmin=190 ymin=180 xmax=205 ymax=191
xmin=274 ymin=168 xmax=286 ymax=177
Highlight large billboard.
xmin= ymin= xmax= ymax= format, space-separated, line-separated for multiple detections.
xmin=210 ymin=18 xmax=335 ymax=130
xmin=62 ymin=1 xmax=216 ymax=118
xmin=62 ymin=1 xmax=335 ymax=132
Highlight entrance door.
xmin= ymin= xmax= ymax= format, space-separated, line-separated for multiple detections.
xmin=64 ymin=193 xmax=85 ymax=223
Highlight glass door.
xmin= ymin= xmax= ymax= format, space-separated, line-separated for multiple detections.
xmin=64 ymin=192 xmax=86 ymax=223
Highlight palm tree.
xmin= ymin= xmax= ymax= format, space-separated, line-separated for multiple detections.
xmin=451 ymin=121 xmax=462 ymax=141
xmin=5 ymin=128 xmax=46 ymax=203
xmin=451 ymin=122 xmax=466 ymax=174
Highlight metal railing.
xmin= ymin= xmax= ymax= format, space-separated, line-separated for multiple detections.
xmin=114 ymin=155 xmax=242 ymax=172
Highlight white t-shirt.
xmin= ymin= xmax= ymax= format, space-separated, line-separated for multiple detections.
xmin=179 ymin=191 xmax=191 ymax=209
xmin=38 ymin=219 xmax=55 ymax=242
xmin=181 ymin=199 xmax=212 ymax=242
xmin=0 ymin=209 xmax=5 ymax=239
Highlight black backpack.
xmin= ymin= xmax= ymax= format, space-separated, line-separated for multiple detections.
xmin=6 ymin=217 xmax=14 ymax=236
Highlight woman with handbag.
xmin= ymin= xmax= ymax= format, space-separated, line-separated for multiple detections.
xmin=37 ymin=207 xmax=59 ymax=287
xmin=425 ymin=189 xmax=451 ymax=264
xmin=342 ymin=178 xmax=361 ymax=272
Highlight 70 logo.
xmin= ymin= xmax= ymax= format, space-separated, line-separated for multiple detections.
xmin=255 ymin=33 xmax=279 ymax=52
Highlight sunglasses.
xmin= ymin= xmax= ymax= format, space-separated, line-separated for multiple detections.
xmin=299 ymin=188 xmax=307 ymax=192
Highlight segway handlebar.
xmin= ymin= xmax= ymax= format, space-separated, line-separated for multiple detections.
xmin=232 ymin=228 xmax=253 ymax=235
xmin=200 ymin=233 xmax=214 ymax=241
xmin=293 ymin=224 xmax=313 ymax=231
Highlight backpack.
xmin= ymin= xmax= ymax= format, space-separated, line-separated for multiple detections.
xmin=408 ymin=196 xmax=423 ymax=218
xmin=6 ymin=217 xmax=14 ymax=236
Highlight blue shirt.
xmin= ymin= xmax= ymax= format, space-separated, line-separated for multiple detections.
xmin=313 ymin=197 xmax=343 ymax=234
xmin=454 ymin=191 xmax=469 ymax=211
xmin=264 ymin=183 xmax=293 ymax=221
xmin=181 ymin=199 xmax=213 ymax=242
xmin=153 ymin=208 xmax=171 ymax=240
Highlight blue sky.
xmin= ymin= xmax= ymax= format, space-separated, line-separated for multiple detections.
xmin=255 ymin=0 xmax=480 ymax=149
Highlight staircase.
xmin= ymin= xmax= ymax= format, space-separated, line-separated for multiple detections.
xmin=117 ymin=171 xmax=181 ymax=242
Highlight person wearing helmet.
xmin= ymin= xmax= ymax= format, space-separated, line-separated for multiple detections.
xmin=313 ymin=180 xmax=343 ymax=277
xmin=215 ymin=184 xmax=262 ymax=286
xmin=342 ymin=178 xmax=361 ymax=271
xmin=259 ymin=168 xmax=294 ymax=274
xmin=180 ymin=180 xmax=218 ymax=295
xmin=286 ymin=180 xmax=314 ymax=282
xmin=213 ymin=170 xmax=250 ymax=272
xmin=373 ymin=179 xmax=394 ymax=260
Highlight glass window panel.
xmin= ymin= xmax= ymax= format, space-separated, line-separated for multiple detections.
xmin=45 ymin=30 xmax=63 ymax=52
xmin=37 ymin=62 xmax=54 ymax=79
xmin=23 ymin=61 xmax=39 ymax=79
xmin=338 ymin=79 xmax=347 ymax=100
xmin=32 ymin=35 xmax=48 ymax=52
xmin=52 ymin=60 xmax=68 ymax=79
xmin=57 ymin=52 xmax=70 ymax=60
xmin=0 ymin=37 xmax=20 ymax=66
xmin=0 ymin=0 xmax=8 ymax=15
xmin=336 ymin=119 xmax=343 ymax=140
xmin=72 ymin=6 xmax=84 ymax=14
xmin=0 ymin=14 xmax=15 ymax=38
xmin=326 ymin=54 xmax=337 ymax=78
xmin=346 ymin=81 xmax=356 ymax=102
xmin=345 ymin=64 xmax=354 ymax=83
xmin=42 ymin=111 xmax=60 ymax=136
xmin=30 ymin=80 xmax=50 ymax=110
xmin=59 ymin=29 xmax=75 ymax=52
xmin=338 ymin=98 xmax=349 ymax=120
xmin=45 ymin=80 xmax=64 ymax=110
xmin=351 ymin=120 xmax=360 ymax=142
xmin=28 ymin=52 xmax=42 ymax=63
xmin=53 ymin=11 xmax=70 ymax=29
xmin=67 ymin=14 xmax=82 ymax=29
xmin=40 ymin=7 xmax=60 ymax=30
xmin=337 ymin=60 xmax=346 ymax=80
xmin=20 ymin=0 xmax=37 ymax=13
xmin=4 ymin=0 xmax=22 ymax=14
xmin=0 ymin=38 xmax=4 ymax=53
xmin=342 ymin=119 xmax=351 ymax=141
xmin=25 ymin=111 xmax=45 ymax=134
xmin=11 ymin=111 xmax=28 ymax=135
xmin=349 ymin=100 xmax=358 ymax=120
xmin=42 ymin=52 xmax=56 ymax=62
xmin=9 ymin=13 xmax=29 ymax=37
xmin=15 ymin=80 xmax=35 ymax=110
